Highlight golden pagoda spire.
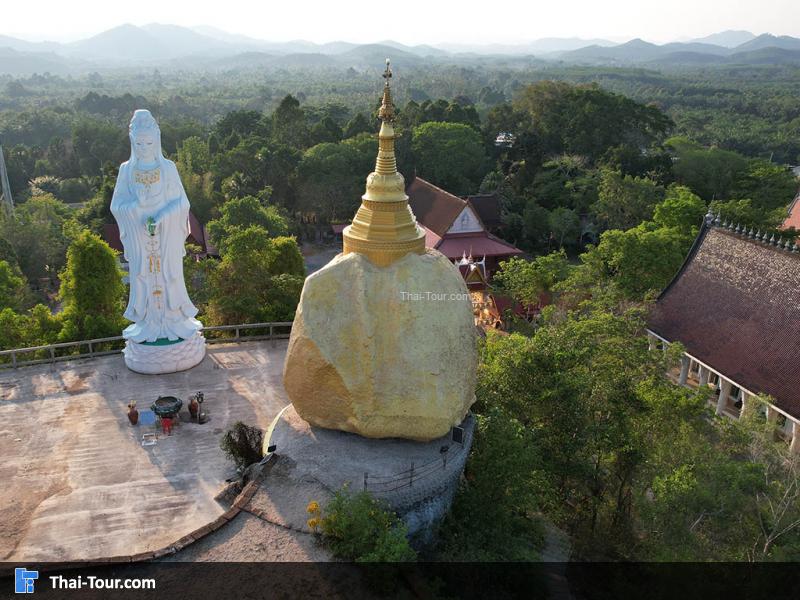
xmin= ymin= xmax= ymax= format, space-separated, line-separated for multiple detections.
xmin=342 ymin=59 xmax=426 ymax=267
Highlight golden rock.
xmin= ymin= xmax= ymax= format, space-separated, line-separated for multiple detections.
xmin=283 ymin=61 xmax=477 ymax=441
xmin=283 ymin=250 xmax=477 ymax=441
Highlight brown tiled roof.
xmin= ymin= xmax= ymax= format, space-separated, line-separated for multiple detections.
xmin=406 ymin=177 xmax=467 ymax=237
xmin=649 ymin=225 xmax=800 ymax=419
xmin=468 ymin=193 xmax=502 ymax=230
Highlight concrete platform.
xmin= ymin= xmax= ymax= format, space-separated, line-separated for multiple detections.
xmin=0 ymin=340 xmax=289 ymax=561
xmin=267 ymin=405 xmax=474 ymax=541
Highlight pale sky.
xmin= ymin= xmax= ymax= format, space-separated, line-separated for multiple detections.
xmin=5 ymin=0 xmax=800 ymax=45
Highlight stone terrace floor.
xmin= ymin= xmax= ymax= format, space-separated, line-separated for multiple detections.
xmin=0 ymin=340 xmax=289 ymax=561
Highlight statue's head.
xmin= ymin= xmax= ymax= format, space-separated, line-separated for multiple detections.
xmin=129 ymin=109 xmax=162 ymax=166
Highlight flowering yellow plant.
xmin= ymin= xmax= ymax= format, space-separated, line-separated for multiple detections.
xmin=307 ymin=500 xmax=320 ymax=514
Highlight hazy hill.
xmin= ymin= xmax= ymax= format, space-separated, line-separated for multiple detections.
xmin=0 ymin=47 xmax=74 ymax=75
xmin=734 ymin=33 xmax=800 ymax=52
xmin=2 ymin=24 xmax=800 ymax=75
xmin=336 ymin=44 xmax=423 ymax=67
xmin=563 ymin=38 xmax=667 ymax=62
xmin=690 ymin=30 xmax=755 ymax=48
xmin=648 ymin=51 xmax=728 ymax=66
xmin=728 ymin=47 xmax=800 ymax=65
xmin=0 ymin=35 xmax=60 ymax=54
xmin=439 ymin=38 xmax=615 ymax=55
xmin=64 ymin=23 xmax=234 ymax=62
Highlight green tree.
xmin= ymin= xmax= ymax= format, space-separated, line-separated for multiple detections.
xmin=0 ymin=260 xmax=29 ymax=311
xmin=494 ymin=251 xmax=571 ymax=308
xmin=271 ymin=95 xmax=310 ymax=149
xmin=514 ymin=81 xmax=672 ymax=161
xmin=0 ymin=194 xmax=71 ymax=284
xmin=548 ymin=207 xmax=580 ymax=248
xmin=295 ymin=142 xmax=362 ymax=220
xmin=343 ymin=113 xmax=373 ymax=139
xmin=667 ymin=137 xmax=748 ymax=201
xmin=652 ymin=185 xmax=707 ymax=236
xmin=207 ymin=228 xmax=304 ymax=325
xmin=311 ymin=116 xmax=343 ymax=145
xmin=207 ymin=195 xmax=289 ymax=254
xmin=436 ymin=406 xmax=544 ymax=561
xmin=732 ymin=159 xmax=798 ymax=212
xmin=411 ymin=122 xmax=486 ymax=195
xmin=58 ymin=231 xmax=125 ymax=341
xmin=586 ymin=225 xmax=689 ymax=299
xmin=316 ymin=488 xmax=416 ymax=562
xmin=593 ymin=169 xmax=665 ymax=231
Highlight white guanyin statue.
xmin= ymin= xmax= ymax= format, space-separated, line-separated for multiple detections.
xmin=111 ymin=109 xmax=206 ymax=374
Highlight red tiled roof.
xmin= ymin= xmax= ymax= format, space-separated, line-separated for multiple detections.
xmin=420 ymin=224 xmax=442 ymax=248
xmin=649 ymin=225 xmax=800 ymax=419
xmin=436 ymin=232 xmax=523 ymax=260
xmin=407 ymin=177 xmax=467 ymax=237
xmin=781 ymin=192 xmax=800 ymax=230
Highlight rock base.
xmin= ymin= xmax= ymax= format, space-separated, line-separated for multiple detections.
xmin=123 ymin=333 xmax=206 ymax=374
xmin=265 ymin=404 xmax=474 ymax=544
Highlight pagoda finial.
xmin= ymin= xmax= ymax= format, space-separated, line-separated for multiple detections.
xmin=378 ymin=59 xmax=395 ymax=123
xmin=341 ymin=61 xmax=426 ymax=267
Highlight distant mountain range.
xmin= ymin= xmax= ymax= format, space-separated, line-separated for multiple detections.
xmin=1 ymin=25 xmax=800 ymax=75
xmin=557 ymin=33 xmax=800 ymax=66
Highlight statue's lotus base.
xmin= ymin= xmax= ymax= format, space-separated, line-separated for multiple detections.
xmin=123 ymin=333 xmax=206 ymax=374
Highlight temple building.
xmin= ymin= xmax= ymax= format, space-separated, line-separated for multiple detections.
xmin=648 ymin=214 xmax=800 ymax=453
xmin=406 ymin=176 xmax=522 ymax=277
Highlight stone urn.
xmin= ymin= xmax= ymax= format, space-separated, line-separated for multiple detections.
xmin=188 ymin=395 xmax=199 ymax=420
xmin=127 ymin=402 xmax=139 ymax=426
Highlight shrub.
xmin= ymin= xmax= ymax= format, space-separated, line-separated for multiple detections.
xmin=220 ymin=421 xmax=264 ymax=469
xmin=314 ymin=488 xmax=416 ymax=562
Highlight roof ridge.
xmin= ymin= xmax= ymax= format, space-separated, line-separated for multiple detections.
xmin=705 ymin=208 xmax=800 ymax=255
xmin=414 ymin=177 xmax=468 ymax=207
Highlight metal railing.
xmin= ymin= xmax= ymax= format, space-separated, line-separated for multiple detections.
xmin=363 ymin=434 xmax=470 ymax=495
xmin=0 ymin=322 xmax=293 ymax=370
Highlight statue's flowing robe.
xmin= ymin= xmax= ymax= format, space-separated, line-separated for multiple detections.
xmin=110 ymin=157 xmax=201 ymax=343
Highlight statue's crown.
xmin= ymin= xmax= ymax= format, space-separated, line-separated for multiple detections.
xmin=130 ymin=109 xmax=159 ymax=134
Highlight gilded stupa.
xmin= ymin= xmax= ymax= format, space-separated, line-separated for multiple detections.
xmin=282 ymin=61 xmax=477 ymax=441
xmin=342 ymin=60 xmax=426 ymax=266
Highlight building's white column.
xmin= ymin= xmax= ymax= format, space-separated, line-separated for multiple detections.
xmin=716 ymin=379 xmax=732 ymax=416
xmin=678 ymin=355 xmax=690 ymax=386
xmin=766 ymin=405 xmax=779 ymax=424
xmin=790 ymin=421 xmax=799 ymax=455
xmin=698 ymin=366 xmax=710 ymax=386
xmin=688 ymin=359 xmax=698 ymax=380
xmin=740 ymin=391 xmax=749 ymax=414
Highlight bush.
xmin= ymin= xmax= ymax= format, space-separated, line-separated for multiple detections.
xmin=220 ymin=421 xmax=264 ymax=469
xmin=311 ymin=488 xmax=416 ymax=562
